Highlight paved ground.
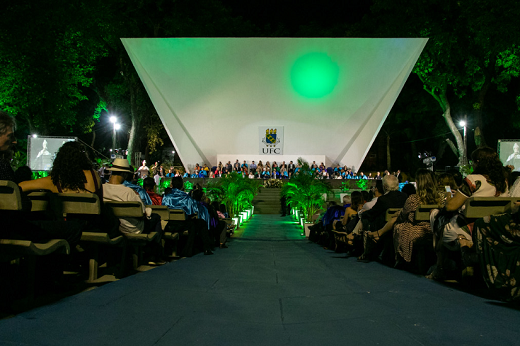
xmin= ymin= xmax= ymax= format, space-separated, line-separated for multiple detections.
xmin=0 ymin=214 xmax=519 ymax=346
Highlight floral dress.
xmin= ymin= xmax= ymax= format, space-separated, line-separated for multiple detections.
xmin=474 ymin=212 xmax=520 ymax=301
xmin=393 ymin=193 xmax=445 ymax=262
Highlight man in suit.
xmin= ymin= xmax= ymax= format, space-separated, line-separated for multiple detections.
xmin=233 ymin=160 xmax=240 ymax=172
xmin=359 ymin=174 xmax=407 ymax=263
xmin=287 ymin=161 xmax=295 ymax=176
xmin=226 ymin=161 xmax=233 ymax=174
xmin=249 ymin=161 xmax=257 ymax=175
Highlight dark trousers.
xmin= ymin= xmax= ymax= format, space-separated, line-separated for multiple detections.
xmin=166 ymin=219 xmax=212 ymax=257
xmin=211 ymin=220 xmax=227 ymax=245
xmin=143 ymin=213 xmax=164 ymax=257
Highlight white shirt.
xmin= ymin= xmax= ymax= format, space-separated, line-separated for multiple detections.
xmin=138 ymin=165 xmax=149 ymax=178
xmin=359 ymin=196 xmax=378 ymax=214
xmin=103 ymin=183 xmax=145 ymax=234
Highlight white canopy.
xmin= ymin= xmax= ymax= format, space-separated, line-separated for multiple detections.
xmin=122 ymin=38 xmax=427 ymax=169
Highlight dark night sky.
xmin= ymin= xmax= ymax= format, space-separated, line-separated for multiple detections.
xmin=220 ymin=0 xmax=372 ymax=31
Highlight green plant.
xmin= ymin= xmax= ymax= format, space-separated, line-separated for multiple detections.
xmin=9 ymin=151 xmax=27 ymax=171
xmin=184 ymin=181 xmax=194 ymax=193
xmin=459 ymin=163 xmax=473 ymax=178
xmin=281 ymin=158 xmax=330 ymax=223
xmin=356 ymin=179 xmax=370 ymax=191
xmin=341 ymin=181 xmax=351 ymax=193
xmin=205 ymin=172 xmax=261 ymax=217
xmin=31 ymin=171 xmax=49 ymax=179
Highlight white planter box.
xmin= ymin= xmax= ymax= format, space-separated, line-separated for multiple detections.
xmin=304 ymin=223 xmax=313 ymax=238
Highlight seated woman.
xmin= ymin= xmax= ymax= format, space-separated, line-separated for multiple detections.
xmin=437 ymin=172 xmax=459 ymax=193
xmin=366 ymin=169 xmax=445 ymax=270
xmin=338 ymin=191 xmax=364 ymax=224
xmin=18 ymin=141 xmax=104 ymax=243
xmin=428 ymin=147 xmax=509 ymax=280
xmin=20 ymin=142 xmax=101 ymax=196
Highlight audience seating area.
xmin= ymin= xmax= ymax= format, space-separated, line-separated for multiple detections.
xmin=307 ymin=194 xmax=520 ymax=302
xmin=0 ymin=180 xmax=237 ymax=312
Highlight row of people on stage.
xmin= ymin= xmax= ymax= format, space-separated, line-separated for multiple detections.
xmin=307 ymin=147 xmax=520 ymax=302
xmin=125 ymin=157 xmax=403 ymax=181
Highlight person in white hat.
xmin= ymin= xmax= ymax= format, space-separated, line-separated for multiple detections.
xmin=104 ymin=159 xmax=162 ymax=236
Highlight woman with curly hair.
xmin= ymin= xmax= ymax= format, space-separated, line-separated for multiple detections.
xmin=20 ymin=141 xmax=102 ymax=197
xmin=428 ymin=147 xmax=509 ymax=280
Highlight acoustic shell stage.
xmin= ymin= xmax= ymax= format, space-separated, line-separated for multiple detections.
xmin=122 ymin=38 xmax=427 ymax=169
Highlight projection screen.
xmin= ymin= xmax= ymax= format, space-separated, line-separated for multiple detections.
xmin=122 ymin=38 xmax=427 ymax=170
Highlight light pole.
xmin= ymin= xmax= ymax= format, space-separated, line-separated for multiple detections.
xmin=459 ymin=120 xmax=467 ymax=166
xmin=109 ymin=116 xmax=118 ymax=154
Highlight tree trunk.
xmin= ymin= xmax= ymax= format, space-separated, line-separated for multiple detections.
xmin=440 ymin=95 xmax=465 ymax=166
xmin=127 ymin=114 xmax=139 ymax=166
xmin=473 ymin=69 xmax=492 ymax=147
xmin=386 ymin=134 xmax=391 ymax=172
xmin=90 ymin=130 xmax=96 ymax=148
xmin=120 ymin=56 xmax=141 ymax=166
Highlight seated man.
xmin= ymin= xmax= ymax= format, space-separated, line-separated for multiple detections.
xmin=103 ymin=159 xmax=162 ymax=234
xmin=122 ymin=166 xmax=153 ymax=206
xmin=358 ymin=174 xmax=407 ymax=263
xmin=143 ymin=177 xmax=162 ymax=205
xmin=162 ymin=176 xmax=214 ymax=256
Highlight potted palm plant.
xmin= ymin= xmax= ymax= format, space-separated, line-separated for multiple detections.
xmin=206 ymin=172 xmax=261 ymax=220
xmin=281 ymin=158 xmax=330 ymax=236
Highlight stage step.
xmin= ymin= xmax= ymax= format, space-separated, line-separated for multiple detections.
xmin=253 ymin=188 xmax=282 ymax=214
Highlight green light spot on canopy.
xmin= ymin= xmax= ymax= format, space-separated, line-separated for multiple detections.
xmin=290 ymin=52 xmax=339 ymax=98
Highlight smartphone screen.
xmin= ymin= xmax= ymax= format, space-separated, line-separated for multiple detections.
xmin=445 ymin=186 xmax=451 ymax=193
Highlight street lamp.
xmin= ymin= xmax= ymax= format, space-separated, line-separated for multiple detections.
xmin=109 ymin=115 xmax=119 ymax=153
xmin=459 ymin=120 xmax=467 ymax=165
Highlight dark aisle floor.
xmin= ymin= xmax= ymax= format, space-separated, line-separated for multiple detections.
xmin=0 ymin=214 xmax=519 ymax=346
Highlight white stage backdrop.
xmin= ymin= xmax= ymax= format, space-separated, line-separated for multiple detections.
xmin=122 ymin=38 xmax=427 ymax=169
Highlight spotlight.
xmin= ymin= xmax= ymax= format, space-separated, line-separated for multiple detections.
xmin=32 ymin=134 xmax=38 ymax=138
xmin=109 ymin=116 xmax=117 ymax=123
xmin=459 ymin=120 xmax=466 ymax=127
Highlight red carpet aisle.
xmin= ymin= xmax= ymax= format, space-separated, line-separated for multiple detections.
xmin=0 ymin=214 xmax=519 ymax=345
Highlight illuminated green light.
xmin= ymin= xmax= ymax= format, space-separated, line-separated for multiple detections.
xmin=291 ymin=52 xmax=339 ymax=98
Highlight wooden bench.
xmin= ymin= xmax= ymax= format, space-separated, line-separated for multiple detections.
xmin=105 ymin=201 xmax=159 ymax=269
xmin=415 ymin=205 xmax=441 ymax=221
xmin=58 ymin=193 xmax=126 ymax=282
xmin=0 ymin=180 xmax=71 ymax=305
xmin=27 ymin=191 xmax=50 ymax=212
xmin=385 ymin=208 xmax=401 ymax=222
xmin=463 ymin=197 xmax=513 ymax=218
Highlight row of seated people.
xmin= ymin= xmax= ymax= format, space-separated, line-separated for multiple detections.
xmin=163 ymin=166 xmax=386 ymax=180
xmin=0 ymin=113 xmax=232 ymax=304
xmin=308 ymin=148 xmax=520 ymax=302
xmin=15 ymin=152 xmax=229 ymax=259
